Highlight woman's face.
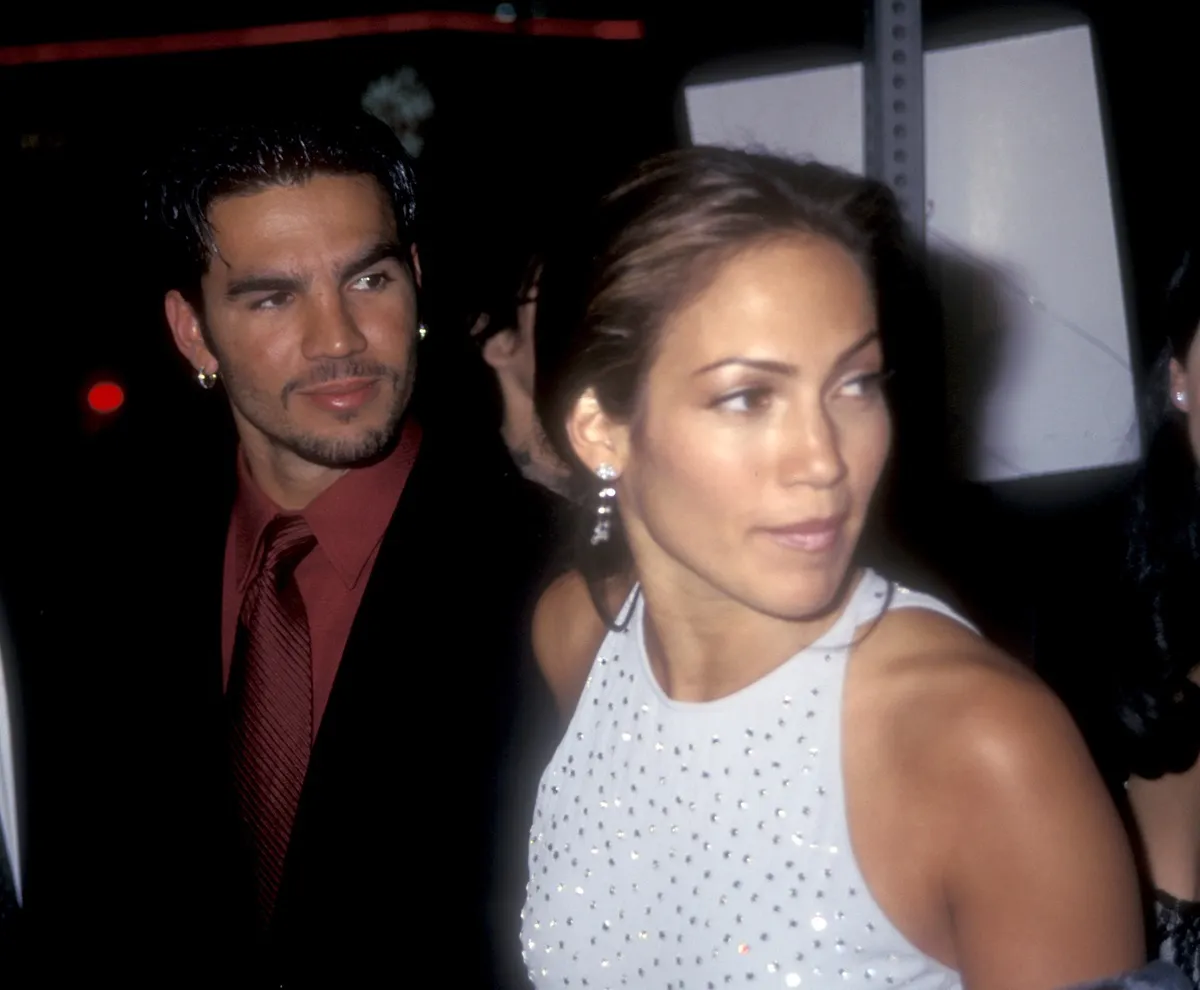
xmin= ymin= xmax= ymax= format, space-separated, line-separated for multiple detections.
xmin=1169 ymin=330 xmax=1200 ymax=461
xmin=590 ymin=235 xmax=891 ymax=621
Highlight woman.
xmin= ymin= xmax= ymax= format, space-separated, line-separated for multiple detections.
xmin=521 ymin=147 xmax=1143 ymax=989
xmin=1106 ymin=246 xmax=1200 ymax=982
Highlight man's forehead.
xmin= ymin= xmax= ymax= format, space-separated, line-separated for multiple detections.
xmin=209 ymin=174 xmax=393 ymax=232
xmin=204 ymin=175 xmax=399 ymax=273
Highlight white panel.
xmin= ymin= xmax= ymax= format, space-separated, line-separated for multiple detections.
xmin=925 ymin=25 xmax=1138 ymax=480
xmin=684 ymin=62 xmax=864 ymax=175
xmin=681 ymin=25 xmax=1140 ymax=482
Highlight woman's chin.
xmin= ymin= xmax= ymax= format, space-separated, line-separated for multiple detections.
xmin=738 ymin=567 xmax=858 ymax=625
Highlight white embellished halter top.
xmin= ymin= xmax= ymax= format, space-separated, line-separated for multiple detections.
xmin=521 ymin=569 xmax=969 ymax=990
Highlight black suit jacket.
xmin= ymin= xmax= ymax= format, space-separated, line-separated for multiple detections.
xmin=38 ymin=417 xmax=558 ymax=987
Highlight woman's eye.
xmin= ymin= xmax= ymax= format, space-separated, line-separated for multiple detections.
xmin=838 ymin=371 xmax=886 ymax=398
xmin=715 ymin=387 xmax=772 ymax=413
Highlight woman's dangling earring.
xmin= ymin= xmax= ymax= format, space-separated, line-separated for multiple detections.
xmin=197 ymin=367 xmax=218 ymax=390
xmin=590 ymin=463 xmax=619 ymax=546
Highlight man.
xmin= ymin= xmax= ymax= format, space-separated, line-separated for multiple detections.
xmin=47 ymin=113 xmax=546 ymax=986
xmin=469 ymin=251 xmax=571 ymax=496
xmin=453 ymin=235 xmax=581 ymax=989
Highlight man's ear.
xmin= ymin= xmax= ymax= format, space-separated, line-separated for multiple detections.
xmin=164 ymin=290 xmax=217 ymax=376
xmin=481 ymin=326 xmax=520 ymax=371
xmin=566 ymin=387 xmax=630 ymax=477
xmin=410 ymin=243 xmax=423 ymax=289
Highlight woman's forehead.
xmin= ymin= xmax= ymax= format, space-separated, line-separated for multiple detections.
xmin=650 ymin=238 xmax=876 ymax=371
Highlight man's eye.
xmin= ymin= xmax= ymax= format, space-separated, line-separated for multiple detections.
xmin=251 ymin=292 xmax=291 ymax=311
xmin=351 ymin=272 xmax=392 ymax=291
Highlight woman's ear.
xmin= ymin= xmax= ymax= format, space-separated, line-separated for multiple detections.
xmin=566 ymin=387 xmax=630 ymax=477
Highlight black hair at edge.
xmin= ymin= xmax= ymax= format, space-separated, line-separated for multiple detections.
xmin=1112 ymin=246 xmax=1200 ymax=780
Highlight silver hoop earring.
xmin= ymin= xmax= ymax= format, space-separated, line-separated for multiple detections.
xmin=197 ymin=368 xmax=218 ymax=390
xmin=418 ymin=322 xmax=428 ymax=341
xmin=1176 ymin=390 xmax=1188 ymax=406
xmin=590 ymin=463 xmax=619 ymax=546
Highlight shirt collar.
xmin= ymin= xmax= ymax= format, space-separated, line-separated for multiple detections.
xmin=231 ymin=418 xmax=423 ymax=594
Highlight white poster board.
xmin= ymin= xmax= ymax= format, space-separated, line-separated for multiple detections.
xmin=683 ymin=25 xmax=1140 ymax=482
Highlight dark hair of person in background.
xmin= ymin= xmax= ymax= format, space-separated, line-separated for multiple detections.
xmin=442 ymin=217 xmax=573 ymax=494
xmin=419 ymin=223 xmax=542 ymax=440
xmin=1111 ymin=248 xmax=1200 ymax=782
xmin=533 ymin=144 xmax=946 ymax=627
xmin=468 ymin=245 xmax=543 ymax=427
xmin=1100 ymin=243 xmax=1200 ymax=986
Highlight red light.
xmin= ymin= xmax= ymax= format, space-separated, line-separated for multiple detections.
xmin=87 ymin=381 xmax=125 ymax=414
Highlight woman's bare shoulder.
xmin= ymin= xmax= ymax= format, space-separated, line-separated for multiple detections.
xmin=854 ymin=606 xmax=1143 ymax=986
xmin=857 ymin=606 xmax=1122 ymax=878
xmin=533 ymin=570 xmax=634 ymax=716
xmin=863 ymin=605 xmax=1071 ymax=773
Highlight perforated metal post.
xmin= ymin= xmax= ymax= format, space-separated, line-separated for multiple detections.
xmin=864 ymin=0 xmax=925 ymax=243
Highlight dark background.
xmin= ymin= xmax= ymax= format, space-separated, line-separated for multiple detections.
xmin=1 ymin=0 xmax=1196 ymax=667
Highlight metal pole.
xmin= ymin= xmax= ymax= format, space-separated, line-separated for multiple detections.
xmin=864 ymin=0 xmax=925 ymax=243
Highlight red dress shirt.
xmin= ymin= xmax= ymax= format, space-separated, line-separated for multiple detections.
xmin=221 ymin=420 xmax=422 ymax=738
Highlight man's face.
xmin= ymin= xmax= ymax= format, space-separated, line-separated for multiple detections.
xmin=168 ymin=174 xmax=418 ymax=468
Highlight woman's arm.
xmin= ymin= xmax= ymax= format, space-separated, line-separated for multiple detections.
xmin=932 ymin=654 xmax=1146 ymax=989
xmin=531 ymin=570 xmax=623 ymax=718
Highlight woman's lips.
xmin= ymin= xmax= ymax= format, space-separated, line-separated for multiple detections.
xmin=760 ymin=514 xmax=848 ymax=552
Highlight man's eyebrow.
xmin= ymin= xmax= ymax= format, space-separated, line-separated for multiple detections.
xmin=337 ymin=241 xmax=407 ymax=283
xmin=224 ymin=273 xmax=305 ymax=300
xmin=222 ymin=242 xmax=406 ymax=300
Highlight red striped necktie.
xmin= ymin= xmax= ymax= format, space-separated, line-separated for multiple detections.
xmin=227 ymin=514 xmax=317 ymax=925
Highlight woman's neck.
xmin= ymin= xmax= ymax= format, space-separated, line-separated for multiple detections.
xmin=636 ymin=563 xmax=860 ymax=703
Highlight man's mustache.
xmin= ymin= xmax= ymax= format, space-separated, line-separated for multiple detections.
xmin=282 ymin=361 xmax=401 ymax=400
